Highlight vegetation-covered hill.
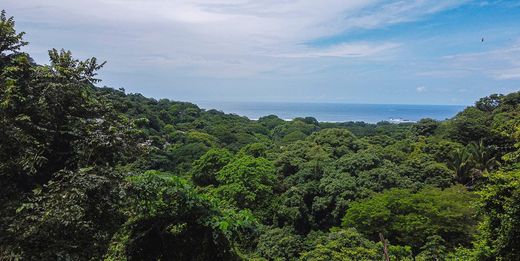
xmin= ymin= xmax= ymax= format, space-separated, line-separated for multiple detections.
xmin=1 ymin=10 xmax=519 ymax=260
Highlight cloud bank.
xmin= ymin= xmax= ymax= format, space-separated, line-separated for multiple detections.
xmin=3 ymin=0 xmax=519 ymax=104
xmin=5 ymin=0 xmax=468 ymax=76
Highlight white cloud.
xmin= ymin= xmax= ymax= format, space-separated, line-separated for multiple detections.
xmin=440 ymin=44 xmax=520 ymax=80
xmin=495 ymin=68 xmax=520 ymax=80
xmin=275 ymin=42 xmax=400 ymax=58
xmin=4 ymin=0 xmax=469 ymax=77
xmin=416 ymin=86 xmax=427 ymax=92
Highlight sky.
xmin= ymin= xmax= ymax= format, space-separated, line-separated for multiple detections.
xmin=3 ymin=0 xmax=520 ymax=105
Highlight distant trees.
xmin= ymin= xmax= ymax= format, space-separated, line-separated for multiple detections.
xmin=413 ymin=118 xmax=440 ymax=137
xmin=447 ymin=107 xmax=491 ymax=144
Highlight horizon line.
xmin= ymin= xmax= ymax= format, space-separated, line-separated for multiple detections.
xmin=192 ymin=99 xmax=470 ymax=107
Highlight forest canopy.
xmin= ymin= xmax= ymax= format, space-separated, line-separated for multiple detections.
xmin=1 ymin=10 xmax=520 ymax=260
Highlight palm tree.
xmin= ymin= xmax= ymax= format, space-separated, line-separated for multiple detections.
xmin=449 ymin=140 xmax=501 ymax=187
xmin=466 ymin=140 xmax=500 ymax=174
xmin=447 ymin=148 xmax=472 ymax=185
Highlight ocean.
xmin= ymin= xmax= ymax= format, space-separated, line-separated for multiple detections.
xmin=196 ymin=101 xmax=467 ymax=123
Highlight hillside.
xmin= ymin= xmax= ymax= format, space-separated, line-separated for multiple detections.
xmin=1 ymin=10 xmax=520 ymax=260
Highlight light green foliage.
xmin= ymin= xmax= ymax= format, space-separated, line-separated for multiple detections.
xmin=0 ymin=10 xmax=27 ymax=55
xmin=256 ymin=227 xmax=304 ymax=260
xmin=238 ymin=142 xmax=270 ymax=158
xmin=215 ymin=156 xmax=276 ymax=211
xmin=191 ymin=148 xmax=233 ymax=186
xmin=186 ymin=130 xmax=218 ymax=147
xmin=446 ymin=106 xmax=492 ymax=144
xmin=343 ymin=185 xmax=477 ymax=254
xmin=445 ymin=247 xmax=478 ymax=260
xmin=299 ymin=228 xmax=381 ymax=261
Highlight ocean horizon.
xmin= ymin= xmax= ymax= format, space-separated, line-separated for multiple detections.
xmin=196 ymin=101 xmax=467 ymax=123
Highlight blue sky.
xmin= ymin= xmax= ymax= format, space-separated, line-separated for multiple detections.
xmin=4 ymin=0 xmax=520 ymax=105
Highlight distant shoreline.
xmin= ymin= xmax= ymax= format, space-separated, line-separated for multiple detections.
xmin=196 ymin=101 xmax=465 ymax=124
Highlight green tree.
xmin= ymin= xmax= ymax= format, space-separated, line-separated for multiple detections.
xmin=475 ymin=169 xmax=520 ymax=260
xmin=413 ymin=118 xmax=440 ymax=137
xmin=299 ymin=228 xmax=381 ymax=261
xmin=416 ymin=235 xmax=447 ymax=261
xmin=475 ymin=94 xmax=503 ymax=112
xmin=343 ymin=185 xmax=477 ymax=254
xmin=3 ymin=168 xmax=125 ymax=260
xmin=191 ymin=148 xmax=233 ymax=186
xmin=446 ymin=107 xmax=491 ymax=144
xmin=105 ymin=171 xmax=239 ymax=261
xmin=0 ymin=10 xmax=27 ymax=58
xmin=256 ymin=227 xmax=304 ymax=260
xmin=215 ymin=156 xmax=276 ymax=212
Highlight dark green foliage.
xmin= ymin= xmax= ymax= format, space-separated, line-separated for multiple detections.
xmin=476 ymin=94 xmax=503 ymax=112
xmin=258 ymin=114 xmax=285 ymax=130
xmin=337 ymin=150 xmax=382 ymax=175
xmin=416 ymin=235 xmax=447 ymax=261
xmin=322 ymin=121 xmax=414 ymax=139
xmin=272 ymin=118 xmax=320 ymax=143
xmin=413 ymin=118 xmax=440 ymax=136
xmin=400 ymin=155 xmax=455 ymax=188
xmin=105 ymin=171 xmax=239 ymax=261
xmin=4 ymin=168 xmax=125 ymax=260
xmin=475 ymin=169 xmax=520 ymax=260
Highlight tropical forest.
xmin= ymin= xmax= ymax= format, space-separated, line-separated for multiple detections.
xmin=1 ymin=9 xmax=520 ymax=261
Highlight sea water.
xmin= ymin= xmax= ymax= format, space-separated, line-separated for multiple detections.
xmin=196 ymin=101 xmax=466 ymax=123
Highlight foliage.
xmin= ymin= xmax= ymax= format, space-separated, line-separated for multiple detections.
xmin=256 ymin=227 xmax=304 ymax=260
xmin=299 ymin=228 xmax=382 ymax=261
xmin=214 ymin=156 xmax=276 ymax=212
xmin=342 ymin=185 xmax=477 ymax=254
xmin=105 ymin=171 xmax=239 ymax=261
xmin=191 ymin=148 xmax=233 ymax=186
xmin=475 ymin=169 xmax=520 ymax=260
xmin=4 ymin=168 xmax=125 ymax=260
